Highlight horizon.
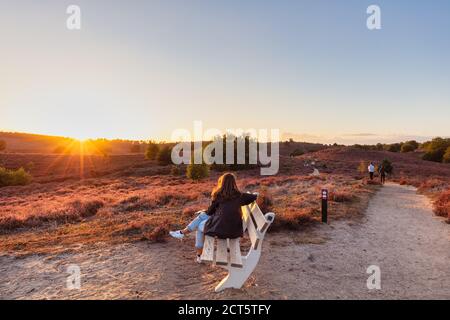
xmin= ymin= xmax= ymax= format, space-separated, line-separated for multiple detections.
xmin=0 ymin=129 xmax=446 ymax=146
xmin=1 ymin=1 xmax=450 ymax=144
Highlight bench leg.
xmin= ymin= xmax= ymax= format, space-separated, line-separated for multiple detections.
xmin=214 ymin=249 xmax=262 ymax=292
xmin=215 ymin=268 xmax=250 ymax=292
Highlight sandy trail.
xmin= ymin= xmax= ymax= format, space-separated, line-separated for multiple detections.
xmin=1 ymin=183 xmax=449 ymax=299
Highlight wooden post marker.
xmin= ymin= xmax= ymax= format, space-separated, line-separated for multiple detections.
xmin=321 ymin=189 xmax=328 ymax=223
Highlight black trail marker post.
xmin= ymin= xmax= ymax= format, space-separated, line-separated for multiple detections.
xmin=321 ymin=189 xmax=328 ymax=223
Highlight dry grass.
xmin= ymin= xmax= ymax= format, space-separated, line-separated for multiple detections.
xmin=395 ymin=176 xmax=450 ymax=220
xmin=432 ymin=189 xmax=450 ymax=222
xmin=0 ymin=199 xmax=104 ymax=231
xmin=0 ymin=147 xmax=409 ymax=255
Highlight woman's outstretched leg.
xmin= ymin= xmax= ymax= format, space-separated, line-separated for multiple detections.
xmin=169 ymin=211 xmax=209 ymax=262
xmin=192 ymin=214 xmax=209 ymax=261
xmin=169 ymin=211 xmax=208 ymax=238
xmin=194 ymin=220 xmax=208 ymax=260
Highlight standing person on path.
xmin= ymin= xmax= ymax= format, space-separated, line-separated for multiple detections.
xmin=379 ymin=164 xmax=386 ymax=184
xmin=368 ymin=162 xmax=375 ymax=180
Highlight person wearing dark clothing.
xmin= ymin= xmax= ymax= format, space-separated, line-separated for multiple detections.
xmin=169 ymin=173 xmax=258 ymax=263
xmin=203 ymin=192 xmax=257 ymax=239
xmin=379 ymin=165 xmax=386 ymax=184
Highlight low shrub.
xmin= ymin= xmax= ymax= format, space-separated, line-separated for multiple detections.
xmin=380 ymin=159 xmax=393 ymax=174
xmin=125 ymin=219 xmax=170 ymax=242
xmin=271 ymin=207 xmax=319 ymax=231
xmin=186 ymin=163 xmax=209 ymax=180
xmin=330 ymin=190 xmax=353 ymax=202
xmin=256 ymin=187 xmax=273 ymax=212
xmin=0 ymin=167 xmax=32 ymax=187
xmin=417 ymin=178 xmax=447 ymax=193
xmin=157 ymin=146 xmax=173 ymax=166
xmin=170 ymin=165 xmax=182 ymax=176
xmin=145 ymin=141 xmax=160 ymax=160
xmin=433 ymin=189 xmax=450 ymax=219
xmin=142 ymin=223 xmax=170 ymax=242
xmin=290 ymin=149 xmax=304 ymax=157
xmin=69 ymin=200 xmax=104 ymax=218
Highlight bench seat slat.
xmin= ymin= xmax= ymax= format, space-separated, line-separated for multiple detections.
xmin=200 ymin=235 xmax=215 ymax=262
xmin=229 ymin=238 xmax=243 ymax=268
xmin=215 ymin=239 xmax=228 ymax=266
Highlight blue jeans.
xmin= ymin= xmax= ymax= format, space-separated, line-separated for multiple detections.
xmin=187 ymin=212 xmax=210 ymax=249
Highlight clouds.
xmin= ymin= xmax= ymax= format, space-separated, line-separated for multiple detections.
xmin=281 ymin=132 xmax=436 ymax=145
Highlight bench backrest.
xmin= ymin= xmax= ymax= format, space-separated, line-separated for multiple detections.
xmin=242 ymin=202 xmax=274 ymax=250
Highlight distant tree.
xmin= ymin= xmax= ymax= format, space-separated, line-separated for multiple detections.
xmin=0 ymin=140 xmax=6 ymax=152
xmin=209 ymin=133 xmax=258 ymax=172
xmin=145 ymin=141 xmax=159 ymax=160
xmin=405 ymin=140 xmax=419 ymax=150
xmin=130 ymin=143 xmax=141 ymax=153
xmin=422 ymin=137 xmax=450 ymax=163
xmin=423 ymin=149 xmax=446 ymax=162
xmin=375 ymin=143 xmax=384 ymax=151
xmin=443 ymin=147 xmax=450 ymax=164
xmin=427 ymin=137 xmax=449 ymax=151
xmin=157 ymin=145 xmax=173 ymax=166
xmin=386 ymin=143 xmax=402 ymax=152
xmin=401 ymin=142 xmax=416 ymax=153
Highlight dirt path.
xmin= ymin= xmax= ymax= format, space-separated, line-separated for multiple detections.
xmin=1 ymin=183 xmax=449 ymax=299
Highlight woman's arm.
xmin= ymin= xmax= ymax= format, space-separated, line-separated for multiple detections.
xmin=205 ymin=199 xmax=219 ymax=216
xmin=240 ymin=192 xmax=258 ymax=206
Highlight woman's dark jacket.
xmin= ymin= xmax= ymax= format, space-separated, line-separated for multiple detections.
xmin=204 ymin=193 xmax=257 ymax=239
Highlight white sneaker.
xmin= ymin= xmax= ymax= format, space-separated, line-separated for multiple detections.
xmin=196 ymin=255 xmax=203 ymax=264
xmin=169 ymin=230 xmax=184 ymax=239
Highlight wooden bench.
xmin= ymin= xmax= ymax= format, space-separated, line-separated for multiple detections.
xmin=200 ymin=198 xmax=276 ymax=292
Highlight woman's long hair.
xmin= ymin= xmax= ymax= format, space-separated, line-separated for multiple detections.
xmin=211 ymin=173 xmax=241 ymax=201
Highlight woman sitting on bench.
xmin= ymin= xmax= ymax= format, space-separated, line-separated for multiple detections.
xmin=169 ymin=173 xmax=258 ymax=263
